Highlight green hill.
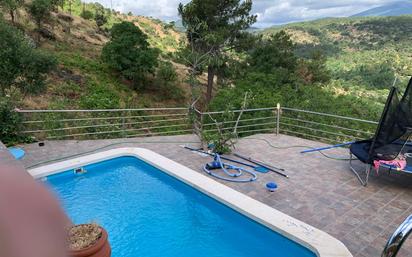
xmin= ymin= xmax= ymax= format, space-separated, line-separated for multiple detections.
xmin=4 ymin=3 xmax=412 ymax=113
xmin=261 ymin=15 xmax=412 ymax=105
xmin=1 ymin=0 xmax=187 ymax=110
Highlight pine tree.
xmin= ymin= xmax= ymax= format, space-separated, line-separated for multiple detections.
xmin=178 ymin=0 xmax=256 ymax=104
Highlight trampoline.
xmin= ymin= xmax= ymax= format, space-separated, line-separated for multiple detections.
xmin=350 ymin=77 xmax=412 ymax=186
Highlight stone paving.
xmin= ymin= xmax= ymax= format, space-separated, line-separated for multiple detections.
xmin=17 ymin=134 xmax=412 ymax=257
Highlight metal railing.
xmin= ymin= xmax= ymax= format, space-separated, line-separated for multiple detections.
xmin=198 ymin=107 xmax=279 ymax=138
xmin=279 ymin=107 xmax=378 ymax=144
xmin=16 ymin=104 xmax=378 ymax=143
xmin=17 ymin=108 xmax=192 ymax=140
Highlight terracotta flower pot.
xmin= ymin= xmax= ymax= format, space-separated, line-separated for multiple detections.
xmin=69 ymin=227 xmax=111 ymax=257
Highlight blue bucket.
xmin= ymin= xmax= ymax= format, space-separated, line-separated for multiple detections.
xmin=8 ymin=147 xmax=25 ymax=160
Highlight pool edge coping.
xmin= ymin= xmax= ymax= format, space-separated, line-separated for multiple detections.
xmin=28 ymin=147 xmax=353 ymax=257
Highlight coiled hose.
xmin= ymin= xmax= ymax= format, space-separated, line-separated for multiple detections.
xmin=203 ymin=154 xmax=257 ymax=183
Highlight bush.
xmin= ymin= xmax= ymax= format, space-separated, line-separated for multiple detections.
xmin=94 ymin=3 xmax=107 ymax=28
xmin=80 ymin=10 xmax=94 ymax=20
xmin=155 ymin=61 xmax=184 ymax=99
xmin=157 ymin=62 xmax=177 ymax=83
xmin=102 ymin=21 xmax=159 ymax=89
xmin=336 ymin=61 xmax=396 ymax=89
xmin=0 ymin=97 xmax=24 ymax=145
xmin=94 ymin=12 xmax=107 ymax=28
xmin=0 ymin=0 xmax=24 ymax=23
xmin=248 ymin=31 xmax=297 ymax=76
xmin=202 ymin=110 xmax=238 ymax=154
xmin=0 ymin=19 xmax=56 ymax=97
xmin=295 ymin=51 xmax=330 ymax=86
xmin=27 ymin=0 xmax=52 ymax=29
xmin=79 ymin=83 xmax=120 ymax=109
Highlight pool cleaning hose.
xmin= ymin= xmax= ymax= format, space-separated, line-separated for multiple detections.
xmin=244 ymin=137 xmax=356 ymax=161
xmin=203 ymin=153 xmax=257 ymax=183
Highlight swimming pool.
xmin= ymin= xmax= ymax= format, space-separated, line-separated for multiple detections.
xmin=30 ymin=148 xmax=352 ymax=257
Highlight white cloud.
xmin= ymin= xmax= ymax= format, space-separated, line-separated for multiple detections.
xmin=85 ymin=0 xmax=401 ymax=27
xmin=254 ymin=0 xmax=400 ymax=27
xmin=85 ymin=0 xmax=190 ymax=21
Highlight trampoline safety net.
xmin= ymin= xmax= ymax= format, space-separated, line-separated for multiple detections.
xmin=369 ymin=77 xmax=412 ymax=161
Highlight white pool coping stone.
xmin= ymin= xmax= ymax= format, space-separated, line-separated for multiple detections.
xmin=28 ymin=147 xmax=353 ymax=257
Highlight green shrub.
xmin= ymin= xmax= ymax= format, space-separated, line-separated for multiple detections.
xmin=94 ymin=11 xmax=107 ymax=28
xmin=295 ymin=51 xmax=330 ymax=86
xmin=157 ymin=62 xmax=177 ymax=81
xmin=155 ymin=61 xmax=184 ymax=99
xmin=79 ymin=83 xmax=120 ymax=109
xmin=161 ymin=63 xmax=185 ymax=100
xmin=27 ymin=0 xmax=52 ymax=30
xmin=202 ymin=110 xmax=238 ymax=154
xmin=248 ymin=31 xmax=297 ymax=76
xmin=80 ymin=10 xmax=94 ymax=20
xmin=102 ymin=21 xmax=159 ymax=89
xmin=0 ymin=0 xmax=24 ymax=23
xmin=94 ymin=3 xmax=107 ymax=28
xmin=0 ymin=97 xmax=24 ymax=145
xmin=0 ymin=19 xmax=56 ymax=97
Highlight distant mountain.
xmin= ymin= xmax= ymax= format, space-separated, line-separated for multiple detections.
xmin=352 ymin=1 xmax=412 ymax=17
xmin=173 ymin=19 xmax=186 ymax=32
xmin=246 ymin=26 xmax=263 ymax=33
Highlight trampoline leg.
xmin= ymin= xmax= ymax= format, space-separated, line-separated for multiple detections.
xmin=364 ymin=164 xmax=372 ymax=186
xmin=349 ymin=153 xmax=371 ymax=186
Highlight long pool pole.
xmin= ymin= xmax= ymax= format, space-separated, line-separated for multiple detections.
xmin=234 ymin=153 xmax=289 ymax=178
xmin=300 ymin=141 xmax=355 ymax=154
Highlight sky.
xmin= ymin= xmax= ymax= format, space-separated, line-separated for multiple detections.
xmin=85 ymin=0 xmax=402 ymax=28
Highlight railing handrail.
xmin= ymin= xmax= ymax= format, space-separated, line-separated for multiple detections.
xmin=282 ymin=107 xmax=378 ymax=125
xmin=15 ymin=106 xmax=378 ymax=124
xmin=201 ymin=107 xmax=276 ymax=115
xmin=15 ymin=107 xmax=188 ymax=113
xmin=15 ymin=104 xmax=378 ymax=142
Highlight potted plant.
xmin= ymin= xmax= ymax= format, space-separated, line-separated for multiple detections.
xmin=67 ymin=223 xmax=111 ymax=257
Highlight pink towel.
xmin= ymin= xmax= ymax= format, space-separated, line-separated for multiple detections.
xmin=373 ymin=157 xmax=407 ymax=171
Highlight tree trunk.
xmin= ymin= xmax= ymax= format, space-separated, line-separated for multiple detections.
xmin=10 ymin=10 xmax=15 ymax=24
xmin=206 ymin=65 xmax=215 ymax=104
xmin=37 ymin=22 xmax=41 ymax=43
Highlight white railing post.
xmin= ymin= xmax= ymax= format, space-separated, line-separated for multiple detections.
xmin=200 ymin=112 xmax=204 ymax=136
xmin=276 ymin=103 xmax=281 ymax=136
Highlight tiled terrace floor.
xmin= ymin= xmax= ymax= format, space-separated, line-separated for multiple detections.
xmin=20 ymin=134 xmax=412 ymax=257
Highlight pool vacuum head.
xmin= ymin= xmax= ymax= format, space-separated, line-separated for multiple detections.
xmin=205 ymin=161 xmax=221 ymax=170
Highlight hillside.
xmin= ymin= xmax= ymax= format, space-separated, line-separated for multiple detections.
xmin=352 ymin=1 xmax=412 ymax=17
xmin=2 ymin=1 xmax=187 ymax=110
xmin=4 ymin=2 xmax=412 ymax=114
xmin=261 ymin=15 xmax=412 ymax=106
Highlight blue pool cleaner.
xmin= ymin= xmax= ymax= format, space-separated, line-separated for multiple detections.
xmin=203 ymin=154 xmax=257 ymax=183
xmin=266 ymin=182 xmax=278 ymax=192
xmin=8 ymin=147 xmax=25 ymax=160
xmin=184 ymin=146 xmax=270 ymax=173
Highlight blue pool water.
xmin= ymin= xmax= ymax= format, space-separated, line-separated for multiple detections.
xmin=46 ymin=156 xmax=316 ymax=257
